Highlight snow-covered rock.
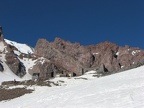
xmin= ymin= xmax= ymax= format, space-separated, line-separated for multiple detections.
xmin=4 ymin=39 xmax=34 ymax=54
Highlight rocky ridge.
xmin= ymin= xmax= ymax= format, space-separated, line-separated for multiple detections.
xmin=0 ymin=26 xmax=144 ymax=80
xmin=35 ymin=37 xmax=144 ymax=77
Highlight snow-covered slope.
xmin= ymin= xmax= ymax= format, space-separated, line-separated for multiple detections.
xmin=0 ymin=66 xmax=144 ymax=108
xmin=4 ymin=39 xmax=34 ymax=54
xmin=0 ymin=54 xmax=21 ymax=84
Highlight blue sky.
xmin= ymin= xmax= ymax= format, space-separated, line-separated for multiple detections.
xmin=0 ymin=0 xmax=144 ymax=48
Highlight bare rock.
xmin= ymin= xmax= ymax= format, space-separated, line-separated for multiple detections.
xmin=0 ymin=63 xmax=4 ymax=72
xmin=97 ymin=64 xmax=108 ymax=75
xmin=88 ymin=41 xmax=120 ymax=72
xmin=5 ymin=53 xmax=26 ymax=77
xmin=35 ymin=38 xmax=84 ymax=76
xmin=35 ymin=38 xmax=144 ymax=77
xmin=29 ymin=58 xmax=68 ymax=79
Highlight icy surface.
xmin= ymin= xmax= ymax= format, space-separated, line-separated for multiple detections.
xmin=0 ymin=66 xmax=144 ymax=108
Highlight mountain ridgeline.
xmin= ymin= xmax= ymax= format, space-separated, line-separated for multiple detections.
xmin=0 ymin=26 xmax=144 ymax=79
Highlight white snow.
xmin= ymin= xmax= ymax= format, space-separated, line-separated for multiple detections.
xmin=13 ymin=50 xmax=21 ymax=56
xmin=18 ymin=57 xmax=49 ymax=80
xmin=18 ymin=57 xmax=37 ymax=80
xmin=121 ymin=65 xmax=124 ymax=68
xmin=132 ymin=50 xmax=141 ymax=56
xmin=93 ymin=53 xmax=99 ymax=55
xmin=0 ymin=53 xmax=22 ymax=83
xmin=116 ymin=52 xmax=119 ymax=56
xmin=0 ymin=65 xmax=144 ymax=108
xmin=36 ymin=57 xmax=50 ymax=65
xmin=0 ymin=61 xmax=21 ymax=84
xmin=4 ymin=39 xmax=34 ymax=54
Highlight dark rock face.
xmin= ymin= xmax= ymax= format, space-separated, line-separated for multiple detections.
xmin=35 ymin=38 xmax=144 ymax=76
xmin=5 ymin=53 xmax=26 ymax=77
xmin=0 ymin=63 xmax=4 ymax=72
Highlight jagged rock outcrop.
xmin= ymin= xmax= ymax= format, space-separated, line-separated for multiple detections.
xmin=35 ymin=37 xmax=144 ymax=76
xmin=35 ymin=39 xmax=84 ymax=76
xmin=51 ymin=37 xmax=94 ymax=68
xmin=88 ymin=41 xmax=120 ymax=72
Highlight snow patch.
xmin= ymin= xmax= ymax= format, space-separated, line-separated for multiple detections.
xmin=14 ymin=50 xmax=21 ymax=56
xmin=132 ymin=50 xmax=141 ymax=56
xmin=93 ymin=53 xmax=99 ymax=55
xmin=18 ymin=57 xmax=37 ymax=80
xmin=37 ymin=57 xmax=49 ymax=64
xmin=121 ymin=65 xmax=124 ymax=68
xmin=116 ymin=52 xmax=119 ymax=56
xmin=4 ymin=39 xmax=34 ymax=54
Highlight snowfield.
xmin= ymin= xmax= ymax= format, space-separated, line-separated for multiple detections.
xmin=0 ymin=66 xmax=144 ymax=108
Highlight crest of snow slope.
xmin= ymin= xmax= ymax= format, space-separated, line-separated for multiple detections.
xmin=0 ymin=66 xmax=144 ymax=108
xmin=4 ymin=39 xmax=34 ymax=54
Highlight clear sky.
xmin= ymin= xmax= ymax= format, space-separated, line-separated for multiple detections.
xmin=0 ymin=0 xmax=144 ymax=48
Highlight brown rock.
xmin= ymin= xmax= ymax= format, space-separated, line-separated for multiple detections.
xmin=35 ymin=38 xmax=144 ymax=77
xmin=28 ymin=58 xmax=69 ymax=79
xmin=5 ymin=52 xmax=26 ymax=77
xmin=35 ymin=38 xmax=84 ymax=76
